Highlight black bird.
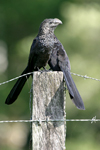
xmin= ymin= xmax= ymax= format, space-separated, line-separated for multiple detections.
xmin=5 ymin=18 xmax=62 ymax=105
xmin=48 ymin=34 xmax=85 ymax=110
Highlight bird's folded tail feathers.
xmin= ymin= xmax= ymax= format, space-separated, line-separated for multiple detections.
xmin=62 ymin=69 xmax=85 ymax=110
xmin=5 ymin=66 xmax=31 ymax=105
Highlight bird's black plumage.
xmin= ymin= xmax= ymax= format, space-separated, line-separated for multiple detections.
xmin=5 ymin=18 xmax=62 ymax=104
xmin=48 ymin=36 xmax=85 ymax=110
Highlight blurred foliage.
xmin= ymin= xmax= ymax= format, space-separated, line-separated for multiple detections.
xmin=0 ymin=0 xmax=100 ymax=149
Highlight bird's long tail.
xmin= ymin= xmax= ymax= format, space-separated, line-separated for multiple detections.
xmin=62 ymin=69 xmax=85 ymax=110
xmin=5 ymin=66 xmax=31 ymax=105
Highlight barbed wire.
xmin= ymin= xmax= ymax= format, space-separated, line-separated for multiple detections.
xmin=0 ymin=72 xmax=33 ymax=86
xmin=0 ymin=73 xmax=100 ymax=124
xmin=0 ymin=116 xmax=99 ymax=124
xmin=71 ymin=72 xmax=100 ymax=82
xmin=0 ymin=71 xmax=100 ymax=86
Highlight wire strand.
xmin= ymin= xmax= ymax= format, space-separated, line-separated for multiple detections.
xmin=0 ymin=116 xmax=99 ymax=124
xmin=71 ymin=72 xmax=100 ymax=82
xmin=0 ymin=72 xmax=33 ymax=86
xmin=0 ymin=72 xmax=100 ymax=86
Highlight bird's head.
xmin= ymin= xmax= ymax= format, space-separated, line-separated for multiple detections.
xmin=39 ymin=18 xmax=62 ymax=35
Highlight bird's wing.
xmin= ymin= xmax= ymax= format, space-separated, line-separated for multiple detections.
xmin=56 ymin=42 xmax=85 ymax=110
xmin=28 ymin=37 xmax=39 ymax=71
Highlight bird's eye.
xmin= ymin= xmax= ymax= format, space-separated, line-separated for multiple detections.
xmin=49 ymin=22 xmax=52 ymax=24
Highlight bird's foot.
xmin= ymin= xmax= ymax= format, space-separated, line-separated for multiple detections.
xmin=37 ymin=67 xmax=52 ymax=73
xmin=37 ymin=67 xmax=43 ymax=73
xmin=42 ymin=67 xmax=52 ymax=72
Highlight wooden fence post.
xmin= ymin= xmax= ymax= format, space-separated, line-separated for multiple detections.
xmin=32 ymin=72 xmax=66 ymax=150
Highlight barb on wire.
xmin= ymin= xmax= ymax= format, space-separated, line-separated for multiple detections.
xmin=91 ymin=116 xmax=97 ymax=123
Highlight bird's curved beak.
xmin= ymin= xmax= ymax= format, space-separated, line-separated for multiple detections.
xmin=54 ymin=18 xmax=62 ymax=25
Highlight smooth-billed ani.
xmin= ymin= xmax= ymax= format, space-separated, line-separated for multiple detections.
xmin=5 ymin=18 xmax=62 ymax=104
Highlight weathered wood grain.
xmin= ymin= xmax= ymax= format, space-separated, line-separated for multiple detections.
xmin=32 ymin=72 xmax=66 ymax=150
